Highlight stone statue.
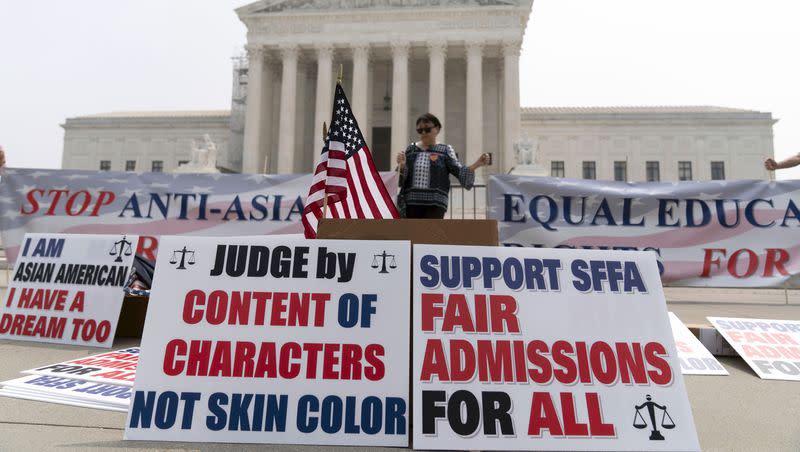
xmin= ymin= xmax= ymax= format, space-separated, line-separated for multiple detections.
xmin=514 ymin=133 xmax=539 ymax=166
xmin=509 ymin=133 xmax=547 ymax=176
xmin=176 ymin=134 xmax=220 ymax=173
xmin=203 ymin=134 xmax=218 ymax=168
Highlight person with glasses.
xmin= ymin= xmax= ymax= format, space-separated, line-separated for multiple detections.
xmin=396 ymin=113 xmax=490 ymax=218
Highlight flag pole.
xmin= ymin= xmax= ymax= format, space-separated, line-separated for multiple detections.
xmin=321 ymin=121 xmax=329 ymax=220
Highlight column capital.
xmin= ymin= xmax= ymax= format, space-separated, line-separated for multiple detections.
xmin=464 ymin=40 xmax=484 ymax=58
xmin=314 ymin=43 xmax=334 ymax=60
xmin=426 ymin=40 xmax=447 ymax=58
xmin=246 ymin=45 xmax=266 ymax=62
xmin=279 ymin=43 xmax=299 ymax=60
xmin=390 ymin=41 xmax=411 ymax=59
xmin=352 ymin=42 xmax=370 ymax=59
xmin=501 ymin=40 xmax=522 ymax=57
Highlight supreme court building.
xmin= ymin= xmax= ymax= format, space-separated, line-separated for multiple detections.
xmin=61 ymin=0 xmax=777 ymax=181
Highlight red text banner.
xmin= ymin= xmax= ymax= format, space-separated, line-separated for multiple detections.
xmin=489 ymin=175 xmax=800 ymax=288
xmin=0 ymin=233 xmax=138 ymax=347
xmin=124 ymin=236 xmax=410 ymax=446
xmin=0 ymin=168 xmax=398 ymax=266
xmin=413 ymin=245 xmax=700 ymax=451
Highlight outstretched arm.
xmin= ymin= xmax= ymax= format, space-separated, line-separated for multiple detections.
xmin=765 ymin=153 xmax=800 ymax=171
xmin=468 ymin=153 xmax=491 ymax=171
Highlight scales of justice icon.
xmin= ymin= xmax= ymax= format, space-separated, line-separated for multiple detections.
xmin=371 ymin=251 xmax=397 ymax=274
xmin=633 ymin=394 xmax=675 ymax=440
xmin=169 ymin=246 xmax=196 ymax=270
xmin=108 ymin=236 xmax=133 ymax=262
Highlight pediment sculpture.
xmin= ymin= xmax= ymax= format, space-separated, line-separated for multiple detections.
xmin=176 ymin=134 xmax=220 ymax=174
xmin=514 ymin=133 xmax=539 ymax=166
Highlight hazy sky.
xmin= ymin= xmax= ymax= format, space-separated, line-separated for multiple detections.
xmin=2 ymin=0 xmax=799 ymax=177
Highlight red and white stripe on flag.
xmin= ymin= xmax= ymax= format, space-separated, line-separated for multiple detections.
xmin=302 ymin=142 xmax=398 ymax=239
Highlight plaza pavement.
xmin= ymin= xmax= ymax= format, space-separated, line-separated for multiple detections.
xmin=1 ymin=289 xmax=799 ymax=451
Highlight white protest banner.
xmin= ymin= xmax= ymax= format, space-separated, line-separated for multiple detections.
xmin=0 ymin=233 xmax=137 ymax=347
xmin=125 ymin=236 xmax=410 ymax=446
xmin=489 ymin=175 xmax=800 ymax=288
xmin=707 ymin=317 xmax=800 ymax=381
xmin=0 ymin=374 xmax=131 ymax=409
xmin=413 ymin=245 xmax=700 ymax=451
xmin=0 ymin=168 xmax=398 ymax=266
xmin=668 ymin=312 xmax=728 ymax=376
xmin=24 ymin=347 xmax=140 ymax=386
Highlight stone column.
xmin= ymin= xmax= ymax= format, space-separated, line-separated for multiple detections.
xmin=390 ymin=41 xmax=410 ymax=167
xmin=465 ymin=40 xmax=483 ymax=166
xmin=242 ymin=45 xmax=264 ymax=173
xmin=427 ymin=41 xmax=447 ymax=143
xmin=313 ymin=44 xmax=334 ymax=167
xmin=352 ymin=43 xmax=370 ymax=139
xmin=278 ymin=44 xmax=299 ymax=173
xmin=502 ymin=40 xmax=521 ymax=173
xmin=258 ymin=60 xmax=275 ymax=173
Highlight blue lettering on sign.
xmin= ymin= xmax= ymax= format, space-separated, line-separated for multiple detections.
xmin=296 ymin=395 xmax=406 ymax=435
xmin=499 ymin=192 xmax=795 ymax=230
xmin=129 ymin=391 xmax=200 ymax=430
xmin=118 ymin=193 xmax=306 ymax=222
xmin=418 ymin=255 xmax=561 ymax=291
xmin=571 ymin=260 xmax=647 ymax=293
xmin=206 ymin=393 xmax=288 ymax=432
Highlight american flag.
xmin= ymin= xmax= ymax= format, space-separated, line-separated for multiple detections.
xmin=302 ymin=83 xmax=398 ymax=238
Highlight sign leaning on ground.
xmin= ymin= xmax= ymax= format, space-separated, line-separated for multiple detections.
xmin=0 ymin=374 xmax=131 ymax=412
xmin=23 ymin=347 xmax=140 ymax=386
xmin=124 ymin=236 xmax=410 ymax=446
xmin=489 ymin=175 xmax=800 ymax=288
xmin=668 ymin=312 xmax=728 ymax=376
xmin=0 ymin=233 xmax=138 ymax=347
xmin=413 ymin=245 xmax=700 ymax=451
xmin=708 ymin=317 xmax=800 ymax=381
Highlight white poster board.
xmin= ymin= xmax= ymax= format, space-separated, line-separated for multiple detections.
xmin=125 ymin=236 xmax=410 ymax=446
xmin=413 ymin=245 xmax=700 ymax=451
xmin=23 ymin=347 xmax=140 ymax=386
xmin=0 ymin=374 xmax=131 ymax=410
xmin=708 ymin=316 xmax=800 ymax=381
xmin=669 ymin=312 xmax=728 ymax=375
xmin=0 ymin=233 xmax=137 ymax=347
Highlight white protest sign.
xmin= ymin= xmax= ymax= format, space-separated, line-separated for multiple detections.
xmin=23 ymin=347 xmax=140 ymax=386
xmin=0 ymin=233 xmax=137 ymax=347
xmin=125 ymin=236 xmax=410 ymax=446
xmin=0 ymin=388 xmax=128 ymax=412
xmin=668 ymin=312 xmax=728 ymax=376
xmin=413 ymin=245 xmax=700 ymax=451
xmin=707 ymin=317 xmax=800 ymax=381
xmin=0 ymin=374 xmax=131 ymax=409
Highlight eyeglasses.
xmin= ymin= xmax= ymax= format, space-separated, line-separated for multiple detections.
xmin=416 ymin=127 xmax=433 ymax=134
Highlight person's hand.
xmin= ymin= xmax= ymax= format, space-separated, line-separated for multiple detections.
xmin=468 ymin=153 xmax=491 ymax=171
xmin=0 ymin=145 xmax=5 ymax=168
xmin=764 ymin=158 xmax=778 ymax=171
xmin=396 ymin=152 xmax=406 ymax=169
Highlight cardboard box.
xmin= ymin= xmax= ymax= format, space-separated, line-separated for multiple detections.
xmin=686 ymin=323 xmax=738 ymax=357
